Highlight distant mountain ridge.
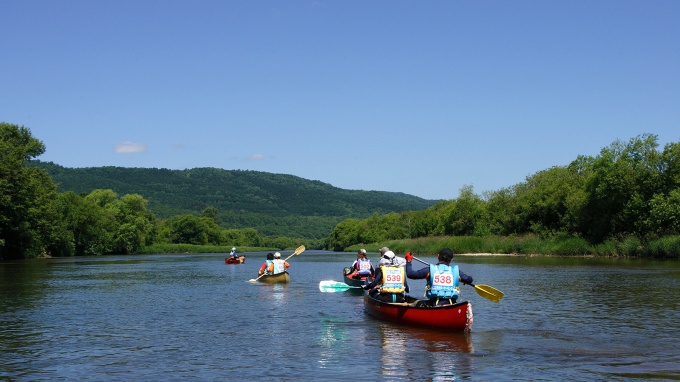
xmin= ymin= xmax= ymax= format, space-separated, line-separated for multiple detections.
xmin=30 ymin=161 xmax=438 ymax=239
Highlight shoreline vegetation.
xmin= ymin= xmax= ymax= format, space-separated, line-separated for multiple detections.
xmin=348 ymin=235 xmax=680 ymax=258
xmin=134 ymin=234 xmax=680 ymax=259
xmin=136 ymin=244 xmax=278 ymax=255
xmin=4 ymin=124 xmax=680 ymax=261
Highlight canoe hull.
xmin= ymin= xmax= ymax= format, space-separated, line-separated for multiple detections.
xmin=257 ymin=271 xmax=290 ymax=284
xmin=225 ymin=256 xmax=245 ymax=264
xmin=363 ymin=294 xmax=473 ymax=332
xmin=343 ymin=272 xmax=367 ymax=287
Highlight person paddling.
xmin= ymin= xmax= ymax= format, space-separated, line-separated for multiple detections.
xmin=349 ymin=249 xmax=374 ymax=279
xmin=268 ymin=252 xmax=290 ymax=274
xmin=362 ymin=251 xmax=410 ymax=303
xmin=405 ymin=248 xmax=473 ymax=307
xmin=258 ymin=253 xmax=275 ymax=275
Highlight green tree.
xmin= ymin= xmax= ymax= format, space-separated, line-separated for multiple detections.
xmin=112 ymin=193 xmax=156 ymax=253
xmin=482 ymin=187 xmax=514 ymax=236
xmin=240 ymin=227 xmax=264 ymax=247
xmin=326 ymin=218 xmax=363 ymax=250
xmin=167 ymin=215 xmax=208 ymax=245
xmin=62 ymin=191 xmax=116 ymax=256
xmin=646 ymin=142 xmax=680 ymax=236
xmin=0 ymin=122 xmax=60 ymax=259
xmin=648 ymin=189 xmax=680 ymax=236
xmin=581 ymin=134 xmax=663 ymax=241
xmin=442 ymin=185 xmax=484 ymax=236
xmin=509 ymin=166 xmax=587 ymax=237
xmin=164 ymin=214 xmax=222 ymax=245
xmin=201 ymin=206 xmax=220 ymax=224
xmin=660 ymin=142 xmax=680 ymax=193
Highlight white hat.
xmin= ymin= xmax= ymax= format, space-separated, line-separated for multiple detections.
xmin=358 ymin=249 xmax=366 ymax=254
xmin=383 ymin=251 xmax=395 ymax=259
xmin=274 ymin=252 xmax=281 ymax=258
xmin=232 ymin=247 xmax=236 ymax=251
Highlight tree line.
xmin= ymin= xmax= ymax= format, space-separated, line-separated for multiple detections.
xmin=0 ymin=122 xmax=314 ymax=260
xmin=326 ymin=134 xmax=680 ymax=257
xmin=3 ymin=121 xmax=679 ymax=259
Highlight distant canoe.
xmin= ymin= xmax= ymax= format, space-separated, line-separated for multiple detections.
xmin=343 ymin=271 xmax=367 ymax=287
xmin=225 ymin=256 xmax=245 ymax=264
xmin=364 ymin=294 xmax=473 ymax=333
xmin=257 ymin=271 xmax=290 ymax=284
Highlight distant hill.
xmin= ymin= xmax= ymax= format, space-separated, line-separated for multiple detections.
xmin=30 ymin=161 xmax=439 ymax=239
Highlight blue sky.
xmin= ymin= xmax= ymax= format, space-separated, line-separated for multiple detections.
xmin=2 ymin=1 xmax=678 ymax=200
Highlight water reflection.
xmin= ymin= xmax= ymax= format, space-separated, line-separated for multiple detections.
xmin=378 ymin=324 xmax=408 ymax=378
xmin=260 ymin=283 xmax=288 ymax=303
xmin=417 ymin=330 xmax=475 ymax=381
xmin=317 ymin=318 xmax=356 ymax=369
xmin=316 ymin=292 xmax=368 ymax=374
xmin=413 ymin=329 xmax=474 ymax=354
xmin=374 ymin=323 xmax=475 ymax=380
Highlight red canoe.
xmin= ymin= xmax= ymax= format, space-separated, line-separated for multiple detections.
xmin=363 ymin=294 xmax=473 ymax=333
xmin=343 ymin=267 xmax=368 ymax=287
xmin=225 ymin=255 xmax=245 ymax=264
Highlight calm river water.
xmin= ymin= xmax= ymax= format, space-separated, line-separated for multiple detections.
xmin=1 ymin=251 xmax=679 ymax=381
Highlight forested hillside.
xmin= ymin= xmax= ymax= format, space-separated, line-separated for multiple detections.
xmin=30 ymin=161 xmax=438 ymax=239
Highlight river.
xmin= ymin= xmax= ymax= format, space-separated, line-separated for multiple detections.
xmin=1 ymin=251 xmax=679 ymax=381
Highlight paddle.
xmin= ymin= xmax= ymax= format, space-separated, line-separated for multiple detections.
xmin=411 ymin=255 xmax=504 ymax=303
xmin=318 ymin=280 xmax=362 ymax=292
xmin=248 ymin=245 xmax=306 ymax=282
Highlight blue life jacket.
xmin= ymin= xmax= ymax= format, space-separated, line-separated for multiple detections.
xmin=427 ymin=264 xmax=460 ymax=300
xmin=265 ymin=259 xmax=273 ymax=274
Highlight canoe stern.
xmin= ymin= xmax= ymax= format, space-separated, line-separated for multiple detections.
xmin=363 ymin=295 xmax=473 ymax=333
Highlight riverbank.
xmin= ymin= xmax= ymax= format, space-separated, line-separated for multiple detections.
xmin=349 ymin=234 xmax=680 ymax=259
xmin=132 ymin=234 xmax=680 ymax=259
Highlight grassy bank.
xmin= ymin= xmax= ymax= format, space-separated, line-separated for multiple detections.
xmin=137 ymin=244 xmax=277 ymax=254
xmin=348 ymin=235 xmax=680 ymax=259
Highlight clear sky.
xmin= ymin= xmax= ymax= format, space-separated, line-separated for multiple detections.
xmin=2 ymin=1 xmax=678 ymax=200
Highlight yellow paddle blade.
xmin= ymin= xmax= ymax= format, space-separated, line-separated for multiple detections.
xmin=474 ymin=284 xmax=504 ymax=303
xmin=282 ymin=245 xmax=306 ymax=262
